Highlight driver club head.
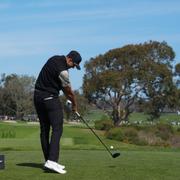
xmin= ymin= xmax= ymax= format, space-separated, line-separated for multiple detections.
xmin=112 ymin=152 xmax=120 ymax=158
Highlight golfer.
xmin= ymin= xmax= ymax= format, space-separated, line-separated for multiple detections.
xmin=34 ymin=50 xmax=82 ymax=174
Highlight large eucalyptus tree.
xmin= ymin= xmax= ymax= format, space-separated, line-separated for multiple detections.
xmin=83 ymin=41 xmax=177 ymax=125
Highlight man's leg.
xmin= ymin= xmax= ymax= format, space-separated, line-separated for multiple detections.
xmin=34 ymin=94 xmax=50 ymax=161
xmin=44 ymin=98 xmax=63 ymax=162
xmin=39 ymin=112 xmax=50 ymax=161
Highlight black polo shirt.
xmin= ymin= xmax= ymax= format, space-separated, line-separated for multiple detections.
xmin=35 ymin=55 xmax=70 ymax=96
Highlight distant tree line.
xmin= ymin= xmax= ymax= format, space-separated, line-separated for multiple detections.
xmin=0 ymin=74 xmax=36 ymax=120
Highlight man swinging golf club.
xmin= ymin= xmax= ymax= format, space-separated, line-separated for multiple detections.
xmin=34 ymin=50 xmax=82 ymax=174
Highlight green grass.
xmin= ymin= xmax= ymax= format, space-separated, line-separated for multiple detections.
xmin=1 ymin=150 xmax=180 ymax=180
xmin=159 ymin=113 xmax=180 ymax=123
xmin=84 ymin=109 xmax=106 ymax=122
xmin=84 ymin=110 xmax=180 ymax=124
xmin=0 ymin=121 xmax=180 ymax=180
xmin=128 ymin=112 xmax=180 ymax=123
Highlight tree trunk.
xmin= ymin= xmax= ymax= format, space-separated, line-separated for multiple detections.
xmin=112 ymin=105 xmax=131 ymax=126
xmin=112 ymin=106 xmax=122 ymax=126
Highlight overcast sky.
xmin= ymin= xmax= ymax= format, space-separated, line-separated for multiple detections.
xmin=0 ymin=0 xmax=180 ymax=90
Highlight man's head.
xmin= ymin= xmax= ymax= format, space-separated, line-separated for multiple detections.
xmin=66 ymin=50 xmax=82 ymax=70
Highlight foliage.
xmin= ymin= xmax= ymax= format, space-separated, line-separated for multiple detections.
xmin=0 ymin=74 xmax=36 ymax=119
xmin=106 ymin=126 xmax=139 ymax=144
xmin=175 ymin=63 xmax=180 ymax=76
xmin=155 ymin=123 xmax=174 ymax=140
xmin=83 ymin=41 xmax=178 ymax=125
xmin=106 ymin=123 xmax=179 ymax=147
xmin=122 ymin=127 xmax=138 ymax=143
xmin=94 ymin=115 xmax=113 ymax=130
xmin=105 ymin=127 xmax=124 ymax=141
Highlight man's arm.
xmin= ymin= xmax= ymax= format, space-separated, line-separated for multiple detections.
xmin=59 ymin=70 xmax=77 ymax=112
xmin=62 ymin=86 xmax=77 ymax=112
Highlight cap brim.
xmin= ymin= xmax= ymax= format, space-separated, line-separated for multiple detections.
xmin=75 ymin=64 xmax=81 ymax=70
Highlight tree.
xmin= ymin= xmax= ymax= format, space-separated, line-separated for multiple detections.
xmin=173 ymin=63 xmax=180 ymax=110
xmin=83 ymin=41 xmax=176 ymax=125
xmin=0 ymin=74 xmax=36 ymax=119
xmin=175 ymin=63 xmax=180 ymax=88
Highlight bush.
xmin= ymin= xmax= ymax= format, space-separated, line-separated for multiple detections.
xmin=102 ymin=121 xmax=177 ymax=147
xmin=138 ymin=131 xmax=162 ymax=146
xmin=94 ymin=115 xmax=113 ymax=131
xmin=135 ymin=139 xmax=148 ymax=146
xmin=106 ymin=128 xmax=124 ymax=141
xmin=155 ymin=123 xmax=174 ymax=141
xmin=106 ymin=127 xmax=139 ymax=144
xmin=123 ymin=127 xmax=138 ymax=143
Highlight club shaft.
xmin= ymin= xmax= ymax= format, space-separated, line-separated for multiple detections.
xmin=79 ymin=116 xmax=113 ymax=157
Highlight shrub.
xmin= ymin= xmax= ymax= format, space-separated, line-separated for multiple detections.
xmin=106 ymin=127 xmax=139 ymax=144
xmin=170 ymin=135 xmax=180 ymax=148
xmin=123 ymin=127 xmax=138 ymax=143
xmin=135 ymin=139 xmax=148 ymax=146
xmin=155 ymin=123 xmax=174 ymax=141
xmin=94 ymin=115 xmax=113 ymax=131
xmin=138 ymin=131 xmax=162 ymax=146
xmin=106 ymin=128 xmax=124 ymax=141
xmin=105 ymin=123 xmax=177 ymax=147
xmin=156 ymin=123 xmax=174 ymax=133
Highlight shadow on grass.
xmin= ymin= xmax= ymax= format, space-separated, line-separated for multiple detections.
xmin=108 ymin=165 xmax=116 ymax=168
xmin=43 ymin=168 xmax=59 ymax=174
xmin=16 ymin=163 xmax=43 ymax=169
xmin=16 ymin=163 xmax=58 ymax=173
xmin=0 ymin=147 xmax=15 ymax=151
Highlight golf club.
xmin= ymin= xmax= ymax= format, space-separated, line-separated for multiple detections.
xmin=75 ymin=112 xmax=120 ymax=158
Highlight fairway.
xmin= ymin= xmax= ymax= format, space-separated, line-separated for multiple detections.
xmin=0 ymin=122 xmax=180 ymax=180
